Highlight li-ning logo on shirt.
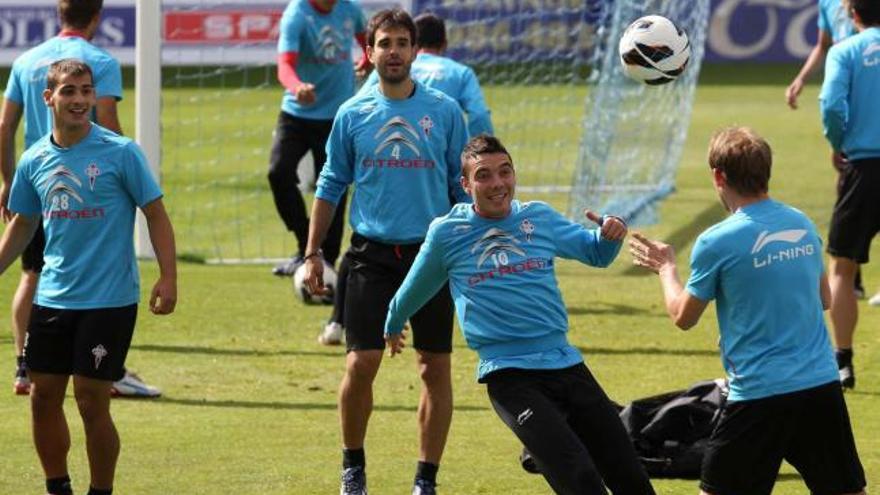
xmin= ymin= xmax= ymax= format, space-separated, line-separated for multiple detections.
xmin=516 ymin=408 xmax=534 ymax=426
xmin=750 ymin=229 xmax=814 ymax=269
xmin=91 ymin=344 xmax=108 ymax=369
xmin=863 ymin=42 xmax=880 ymax=67
xmin=374 ymin=116 xmax=421 ymax=159
xmin=471 ymin=228 xmax=525 ymax=268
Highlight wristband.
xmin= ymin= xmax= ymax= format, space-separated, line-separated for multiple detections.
xmin=303 ymin=249 xmax=323 ymax=261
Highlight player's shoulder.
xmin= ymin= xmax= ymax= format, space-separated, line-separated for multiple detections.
xmin=417 ymin=82 xmax=459 ymax=108
xmin=89 ymin=125 xmax=138 ymax=153
xmin=515 ymin=200 xmax=557 ymax=218
xmin=337 ymin=87 xmax=379 ymax=117
xmin=829 ymin=29 xmax=869 ymax=57
xmin=429 ymin=203 xmax=471 ymax=230
xmin=18 ymin=135 xmax=53 ymax=164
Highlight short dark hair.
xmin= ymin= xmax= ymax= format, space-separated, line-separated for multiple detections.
xmin=46 ymin=58 xmax=94 ymax=91
xmin=366 ymin=8 xmax=417 ymax=47
xmin=58 ymin=0 xmax=103 ymax=30
xmin=707 ymin=127 xmax=771 ymax=196
xmin=415 ymin=13 xmax=446 ymax=49
xmin=851 ymin=0 xmax=880 ymax=25
xmin=461 ymin=134 xmax=512 ymax=176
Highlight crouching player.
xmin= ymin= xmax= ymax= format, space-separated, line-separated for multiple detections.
xmin=384 ymin=135 xmax=655 ymax=495
xmin=0 ymin=59 xmax=177 ymax=495
xmin=630 ymin=127 xmax=865 ymax=495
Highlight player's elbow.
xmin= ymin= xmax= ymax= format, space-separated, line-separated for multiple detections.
xmin=674 ymin=317 xmax=696 ymax=331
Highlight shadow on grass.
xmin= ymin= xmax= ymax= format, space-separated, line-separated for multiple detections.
xmin=567 ymin=303 xmax=661 ymax=317
xmin=624 ymin=203 xmax=727 ymax=277
xmin=578 ymin=346 xmax=717 ymax=357
xmin=155 ymin=397 xmax=488 ymax=412
xmin=131 ymin=344 xmax=342 ymax=358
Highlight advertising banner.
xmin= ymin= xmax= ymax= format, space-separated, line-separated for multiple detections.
xmin=0 ymin=0 xmax=841 ymax=65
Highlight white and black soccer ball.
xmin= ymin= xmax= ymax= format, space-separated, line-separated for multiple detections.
xmin=619 ymin=15 xmax=690 ymax=85
xmin=293 ymin=262 xmax=337 ymax=305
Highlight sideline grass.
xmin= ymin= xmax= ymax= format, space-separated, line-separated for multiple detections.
xmin=0 ymin=64 xmax=877 ymax=493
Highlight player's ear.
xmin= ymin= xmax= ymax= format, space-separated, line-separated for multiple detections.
xmin=460 ymin=174 xmax=471 ymax=195
xmin=43 ymin=88 xmax=53 ymax=107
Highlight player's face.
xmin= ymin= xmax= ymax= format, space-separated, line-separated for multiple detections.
xmin=368 ymin=27 xmax=416 ymax=85
xmin=44 ymin=72 xmax=96 ymax=131
xmin=462 ymin=152 xmax=516 ymax=219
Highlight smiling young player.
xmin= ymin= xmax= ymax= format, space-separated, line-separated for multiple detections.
xmin=383 ymin=134 xmax=655 ymax=495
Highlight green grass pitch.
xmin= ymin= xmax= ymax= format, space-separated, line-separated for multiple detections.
xmin=0 ymin=64 xmax=877 ymax=493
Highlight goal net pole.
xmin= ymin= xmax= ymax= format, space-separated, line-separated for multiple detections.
xmin=135 ymin=0 xmax=162 ymax=259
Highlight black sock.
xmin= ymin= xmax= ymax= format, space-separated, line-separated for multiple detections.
xmin=87 ymin=488 xmax=112 ymax=495
xmin=415 ymin=461 xmax=438 ymax=484
xmin=16 ymin=355 xmax=24 ymax=367
xmin=46 ymin=475 xmax=73 ymax=495
xmin=836 ymin=348 xmax=853 ymax=368
xmin=343 ymin=448 xmax=365 ymax=469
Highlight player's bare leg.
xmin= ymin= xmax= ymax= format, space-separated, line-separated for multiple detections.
xmin=73 ymin=375 xmax=118 ymax=490
xmin=30 ymin=372 xmax=71 ymax=479
xmin=339 ymin=350 xmax=383 ymax=449
xmin=829 ymin=256 xmax=858 ymax=349
xmin=415 ymin=350 xmax=452 ymax=464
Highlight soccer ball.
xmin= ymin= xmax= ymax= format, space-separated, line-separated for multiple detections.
xmin=292 ymin=262 xmax=337 ymax=305
xmin=618 ymin=15 xmax=690 ymax=85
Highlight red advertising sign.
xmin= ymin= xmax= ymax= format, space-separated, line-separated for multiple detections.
xmin=164 ymin=10 xmax=283 ymax=44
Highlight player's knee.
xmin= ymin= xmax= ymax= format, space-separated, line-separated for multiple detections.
xmin=73 ymin=388 xmax=110 ymax=423
xmin=346 ymin=352 xmax=381 ymax=383
xmin=30 ymin=385 xmax=64 ymax=416
xmin=416 ymin=353 xmax=450 ymax=387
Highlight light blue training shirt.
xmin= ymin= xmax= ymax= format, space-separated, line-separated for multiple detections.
xmin=818 ymin=0 xmax=856 ymax=43
xmin=385 ymin=200 xmax=622 ymax=381
xmin=316 ymin=81 xmax=469 ymax=244
xmin=277 ymin=0 xmax=366 ymax=120
xmin=820 ymin=27 xmax=880 ymax=159
xmin=3 ymin=34 xmax=122 ymax=148
xmin=685 ymin=199 xmax=839 ymax=402
xmin=9 ymin=124 xmax=162 ymax=309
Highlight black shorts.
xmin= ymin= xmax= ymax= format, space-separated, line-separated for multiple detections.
xmin=828 ymin=158 xmax=880 ymax=263
xmin=23 ymin=304 xmax=138 ymax=381
xmin=21 ymin=223 xmax=45 ymax=273
xmin=701 ymin=381 xmax=865 ymax=495
xmin=485 ymin=365 xmax=655 ymax=495
xmin=343 ymin=233 xmax=453 ymax=353
xmin=269 ymin=111 xmax=333 ymax=185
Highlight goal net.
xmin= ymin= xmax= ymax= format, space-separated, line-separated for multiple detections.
xmin=155 ymin=0 xmax=709 ymax=263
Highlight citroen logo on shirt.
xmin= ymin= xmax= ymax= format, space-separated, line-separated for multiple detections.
xmin=471 ymin=228 xmax=526 ymax=268
xmin=374 ymin=116 xmax=421 ymax=158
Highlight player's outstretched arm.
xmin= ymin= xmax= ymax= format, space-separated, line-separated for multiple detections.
xmin=0 ymin=213 xmax=38 ymax=275
xmin=0 ymin=99 xmax=23 ymax=222
xmin=142 ymin=198 xmax=177 ymax=315
xmin=629 ymin=232 xmax=708 ymax=330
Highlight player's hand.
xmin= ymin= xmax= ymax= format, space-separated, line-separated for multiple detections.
xmin=0 ymin=182 xmax=11 ymax=223
xmin=832 ymin=151 xmax=848 ymax=172
xmin=785 ymin=78 xmax=803 ymax=109
xmin=629 ymin=231 xmax=676 ymax=274
xmin=295 ymin=83 xmax=316 ymax=105
xmin=303 ymin=256 xmax=331 ymax=297
xmin=385 ymin=327 xmax=408 ymax=357
xmin=585 ymin=209 xmax=627 ymax=241
xmin=149 ymin=276 xmax=177 ymax=315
